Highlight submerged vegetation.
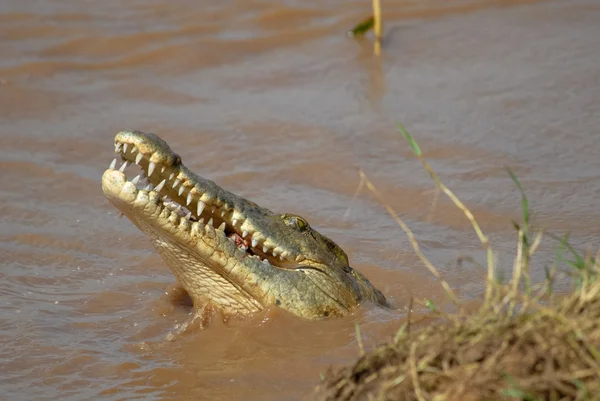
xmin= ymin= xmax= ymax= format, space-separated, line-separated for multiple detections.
xmin=313 ymin=125 xmax=600 ymax=400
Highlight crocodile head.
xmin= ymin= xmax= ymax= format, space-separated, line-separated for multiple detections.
xmin=101 ymin=131 xmax=388 ymax=319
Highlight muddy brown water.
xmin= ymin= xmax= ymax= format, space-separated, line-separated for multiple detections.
xmin=1 ymin=0 xmax=599 ymax=399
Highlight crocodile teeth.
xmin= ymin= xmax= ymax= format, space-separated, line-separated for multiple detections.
xmin=131 ymin=175 xmax=140 ymax=185
xmin=218 ymin=222 xmax=226 ymax=231
xmin=161 ymin=166 xmax=166 ymax=173
xmin=197 ymin=201 xmax=206 ymax=216
xmin=135 ymin=152 xmax=143 ymax=165
xmin=173 ymin=178 xmax=180 ymax=188
xmin=262 ymin=246 xmax=269 ymax=253
xmin=191 ymin=222 xmax=201 ymax=235
xmin=131 ymin=146 xmax=137 ymax=154
xmin=279 ymin=255 xmax=284 ymax=260
xmin=221 ymin=210 xmax=226 ymax=217
xmin=251 ymin=239 xmax=258 ymax=248
xmin=207 ymin=218 xmax=214 ymax=227
xmin=185 ymin=212 xmax=192 ymax=220
xmin=155 ymin=179 xmax=166 ymax=192
xmin=232 ymin=219 xmax=238 ymax=227
xmin=211 ymin=206 xmax=216 ymax=214
xmin=169 ymin=172 xmax=175 ymax=181
xmin=109 ymin=158 xmax=117 ymax=169
xmin=263 ymin=259 xmax=270 ymax=266
xmin=148 ymin=161 xmax=156 ymax=177
xmin=178 ymin=186 xmax=185 ymax=196
xmin=122 ymin=143 xmax=128 ymax=153
xmin=119 ymin=161 xmax=129 ymax=172
xmin=198 ymin=217 xmax=205 ymax=224
xmin=174 ymin=205 xmax=182 ymax=212
xmin=273 ymin=250 xmax=278 ymax=257
xmin=115 ymin=143 xmax=122 ymax=153
xmin=144 ymin=184 xmax=153 ymax=191
xmin=242 ymin=231 xmax=248 ymax=238
xmin=186 ymin=192 xmax=193 ymax=206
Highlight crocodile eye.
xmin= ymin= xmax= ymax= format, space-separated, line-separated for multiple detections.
xmin=281 ymin=214 xmax=309 ymax=232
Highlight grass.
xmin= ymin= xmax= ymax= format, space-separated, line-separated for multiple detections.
xmin=313 ymin=125 xmax=600 ymax=400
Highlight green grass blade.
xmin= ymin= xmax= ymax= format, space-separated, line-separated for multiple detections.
xmin=397 ymin=123 xmax=422 ymax=157
xmin=548 ymin=232 xmax=586 ymax=271
xmin=507 ymin=168 xmax=529 ymax=229
xmin=348 ymin=16 xmax=375 ymax=37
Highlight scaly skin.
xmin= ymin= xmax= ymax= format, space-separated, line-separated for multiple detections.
xmin=102 ymin=131 xmax=388 ymax=320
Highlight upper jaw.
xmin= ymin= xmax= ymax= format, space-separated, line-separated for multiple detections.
xmin=105 ymin=131 xmax=309 ymax=269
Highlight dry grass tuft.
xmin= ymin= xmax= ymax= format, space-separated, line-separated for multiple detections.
xmin=313 ymin=125 xmax=600 ymax=401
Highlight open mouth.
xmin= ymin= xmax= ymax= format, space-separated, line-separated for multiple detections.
xmin=103 ymin=134 xmax=299 ymax=268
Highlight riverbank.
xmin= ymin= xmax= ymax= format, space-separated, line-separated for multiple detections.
xmin=313 ymin=128 xmax=600 ymax=400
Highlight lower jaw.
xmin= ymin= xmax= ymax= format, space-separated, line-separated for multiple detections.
xmin=139 ymin=223 xmax=265 ymax=315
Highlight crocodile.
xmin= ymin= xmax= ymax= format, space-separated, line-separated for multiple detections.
xmin=101 ymin=131 xmax=388 ymax=323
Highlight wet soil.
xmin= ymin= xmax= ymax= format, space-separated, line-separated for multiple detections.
xmin=1 ymin=0 xmax=599 ymax=400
